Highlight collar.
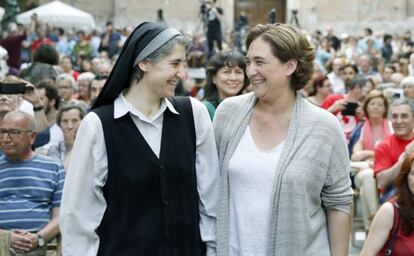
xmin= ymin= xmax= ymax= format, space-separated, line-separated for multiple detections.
xmin=113 ymin=94 xmax=179 ymax=121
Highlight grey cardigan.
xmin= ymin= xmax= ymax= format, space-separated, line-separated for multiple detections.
xmin=213 ymin=93 xmax=353 ymax=256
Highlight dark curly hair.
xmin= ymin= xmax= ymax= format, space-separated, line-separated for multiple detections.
xmin=33 ymin=44 xmax=59 ymax=65
xmin=204 ymin=50 xmax=249 ymax=108
xmin=395 ymin=152 xmax=414 ymax=235
xmin=246 ymin=23 xmax=316 ymax=90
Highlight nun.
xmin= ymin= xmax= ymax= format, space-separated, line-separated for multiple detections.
xmin=60 ymin=22 xmax=219 ymax=256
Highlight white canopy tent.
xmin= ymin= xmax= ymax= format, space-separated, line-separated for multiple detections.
xmin=0 ymin=7 xmax=4 ymax=22
xmin=16 ymin=0 xmax=95 ymax=30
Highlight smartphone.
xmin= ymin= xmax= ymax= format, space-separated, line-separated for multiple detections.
xmin=341 ymin=102 xmax=358 ymax=116
xmin=0 ymin=82 xmax=27 ymax=94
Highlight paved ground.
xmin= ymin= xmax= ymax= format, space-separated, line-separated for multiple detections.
xmin=350 ymin=232 xmax=364 ymax=255
xmin=349 ymin=195 xmax=365 ymax=255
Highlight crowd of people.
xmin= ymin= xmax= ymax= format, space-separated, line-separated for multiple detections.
xmin=0 ymin=4 xmax=413 ymax=255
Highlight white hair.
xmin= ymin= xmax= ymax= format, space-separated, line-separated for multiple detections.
xmin=56 ymin=73 xmax=77 ymax=91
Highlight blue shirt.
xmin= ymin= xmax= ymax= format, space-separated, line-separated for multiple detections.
xmin=0 ymin=154 xmax=65 ymax=232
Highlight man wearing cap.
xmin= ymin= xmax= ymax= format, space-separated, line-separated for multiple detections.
xmin=60 ymin=22 xmax=219 ymax=256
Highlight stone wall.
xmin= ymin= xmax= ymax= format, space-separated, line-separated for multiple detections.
xmin=288 ymin=0 xmax=414 ymax=35
xmin=38 ymin=0 xmax=414 ymax=35
xmin=40 ymin=0 xmax=234 ymax=34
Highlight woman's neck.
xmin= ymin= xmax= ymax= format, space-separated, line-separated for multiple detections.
xmin=124 ymin=80 xmax=162 ymax=118
xmin=256 ymin=90 xmax=296 ymax=116
xmin=314 ymin=93 xmax=327 ymax=106
xmin=369 ymin=116 xmax=383 ymax=126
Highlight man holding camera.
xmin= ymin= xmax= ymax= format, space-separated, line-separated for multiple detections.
xmin=321 ymin=79 xmax=363 ymax=140
xmin=0 ymin=111 xmax=65 ymax=255
xmin=0 ymin=78 xmax=49 ymax=135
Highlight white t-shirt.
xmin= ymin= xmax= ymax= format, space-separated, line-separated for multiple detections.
xmin=228 ymin=126 xmax=284 ymax=256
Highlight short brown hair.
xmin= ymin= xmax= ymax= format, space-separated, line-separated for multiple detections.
xmin=56 ymin=104 xmax=86 ymax=127
xmin=362 ymin=90 xmax=389 ymax=118
xmin=246 ymin=23 xmax=315 ymax=90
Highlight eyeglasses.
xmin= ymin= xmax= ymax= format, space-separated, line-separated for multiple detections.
xmin=0 ymin=128 xmax=33 ymax=139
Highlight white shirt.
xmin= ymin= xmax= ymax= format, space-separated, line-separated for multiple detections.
xmin=18 ymin=99 xmax=34 ymax=116
xmin=60 ymin=94 xmax=219 ymax=255
xmin=327 ymin=72 xmax=345 ymax=95
xmin=228 ymin=126 xmax=284 ymax=256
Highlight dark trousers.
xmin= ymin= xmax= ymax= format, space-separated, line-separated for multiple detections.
xmin=207 ymin=32 xmax=222 ymax=58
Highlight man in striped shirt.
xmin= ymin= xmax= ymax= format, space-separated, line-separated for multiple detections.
xmin=0 ymin=111 xmax=65 ymax=256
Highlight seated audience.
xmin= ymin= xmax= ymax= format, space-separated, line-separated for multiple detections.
xmin=19 ymin=44 xmax=60 ymax=85
xmin=47 ymin=105 xmax=85 ymax=169
xmin=361 ymin=151 xmax=414 ymax=255
xmin=35 ymin=80 xmax=64 ymax=154
xmin=73 ymin=72 xmax=95 ymax=106
xmin=0 ymin=111 xmax=65 ymax=255
xmin=55 ymin=74 xmax=77 ymax=106
xmin=322 ymin=79 xmax=363 ymax=140
xmin=306 ymin=75 xmax=332 ymax=106
xmin=351 ymin=90 xmax=391 ymax=231
xmin=401 ymin=76 xmax=414 ymax=101
xmin=89 ymin=75 xmax=107 ymax=106
xmin=374 ymin=99 xmax=414 ymax=203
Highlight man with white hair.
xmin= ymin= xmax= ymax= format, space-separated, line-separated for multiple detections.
xmin=327 ymin=57 xmax=345 ymax=94
xmin=402 ymin=76 xmax=414 ymax=101
xmin=0 ymin=111 xmax=65 ymax=255
xmin=55 ymin=73 xmax=77 ymax=106
xmin=74 ymin=72 xmax=95 ymax=105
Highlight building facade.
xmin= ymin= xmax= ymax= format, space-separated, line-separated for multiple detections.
xmin=36 ymin=0 xmax=414 ymax=35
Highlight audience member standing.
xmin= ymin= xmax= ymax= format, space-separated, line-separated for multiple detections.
xmin=0 ymin=23 xmax=26 ymax=74
xmin=99 ymin=21 xmax=121 ymax=58
xmin=206 ymin=0 xmax=223 ymax=58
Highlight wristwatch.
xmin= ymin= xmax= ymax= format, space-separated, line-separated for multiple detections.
xmin=37 ymin=234 xmax=45 ymax=247
xmin=33 ymin=105 xmax=44 ymax=112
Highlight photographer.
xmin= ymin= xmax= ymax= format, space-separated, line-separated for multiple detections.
xmin=0 ymin=76 xmax=48 ymax=133
xmin=322 ymin=78 xmax=364 ymax=140
xmin=267 ymin=8 xmax=276 ymax=24
xmin=205 ymin=0 xmax=223 ymax=58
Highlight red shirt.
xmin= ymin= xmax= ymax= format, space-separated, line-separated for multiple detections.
xmin=374 ymin=134 xmax=414 ymax=177
xmin=378 ymin=201 xmax=414 ymax=256
xmin=31 ymin=38 xmax=54 ymax=52
xmin=321 ymin=94 xmax=359 ymax=139
xmin=0 ymin=34 xmax=26 ymax=68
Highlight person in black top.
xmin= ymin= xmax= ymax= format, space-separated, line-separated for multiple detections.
xmin=206 ymin=0 xmax=223 ymax=58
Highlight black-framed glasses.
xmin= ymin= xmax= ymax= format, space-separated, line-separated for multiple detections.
xmin=0 ymin=128 xmax=33 ymax=139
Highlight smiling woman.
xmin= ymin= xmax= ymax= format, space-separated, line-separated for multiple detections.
xmin=202 ymin=50 xmax=249 ymax=119
xmin=60 ymin=22 xmax=220 ymax=256
xmin=214 ymin=23 xmax=353 ymax=256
